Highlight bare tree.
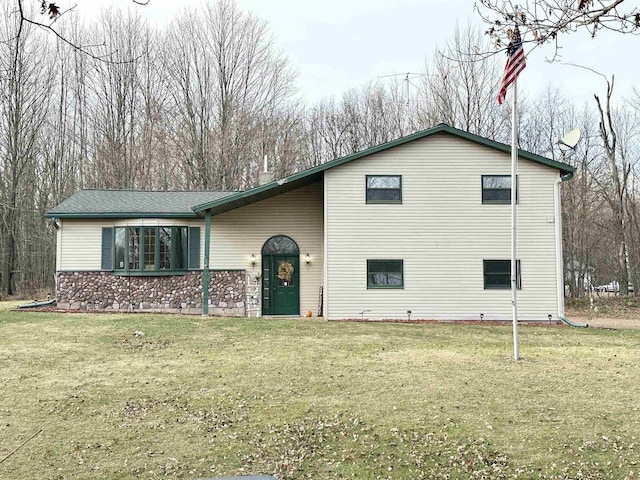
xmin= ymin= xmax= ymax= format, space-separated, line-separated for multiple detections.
xmin=164 ymin=0 xmax=298 ymax=190
xmin=476 ymin=0 xmax=640 ymax=60
xmin=6 ymin=0 xmax=147 ymax=60
xmin=84 ymin=9 xmax=161 ymax=189
xmin=304 ymin=97 xmax=350 ymax=166
xmin=302 ymin=81 xmax=414 ymax=168
xmin=418 ymin=25 xmax=508 ymax=139
xmin=0 ymin=3 xmax=54 ymax=295
xmin=519 ymin=86 xmax=607 ymax=297
xmin=590 ymin=77 xmax=638 ymax=295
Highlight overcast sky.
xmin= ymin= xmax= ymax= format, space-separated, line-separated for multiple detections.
xmin=70 ymin=0 xmax=637 ymax=106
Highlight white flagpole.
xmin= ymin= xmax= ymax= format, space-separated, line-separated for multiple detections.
xmin=511 ymin=78 xmax=519 ymax=361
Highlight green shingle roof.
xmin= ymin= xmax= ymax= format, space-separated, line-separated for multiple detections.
xmin=45 ymin=189 xmax=235 ymax=219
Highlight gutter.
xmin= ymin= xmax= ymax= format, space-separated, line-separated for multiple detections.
xmin=44 ymin=212 xmax=200 ymax=219
xmin=555 ymin=171 xmax=587 ymax=327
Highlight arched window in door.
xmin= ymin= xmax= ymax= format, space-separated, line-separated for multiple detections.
xmin=261 ymin=235 xmax=299 ymax=255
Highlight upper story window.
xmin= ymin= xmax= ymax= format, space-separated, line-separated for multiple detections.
xmin=114 ymin=226 xmax=187 ymax=273
xmin=366 ymin=175 xmax=402 ymax=204
xmin=482 ymin=175 xmax=518 ymax=204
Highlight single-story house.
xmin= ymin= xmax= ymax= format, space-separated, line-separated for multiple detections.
xmin=45 ymin=123 xmax=575 ymax=321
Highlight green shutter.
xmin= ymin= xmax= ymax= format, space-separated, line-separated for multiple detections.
xmin=188 ymin=227 xmax=200 ymax=269
xmin=101 ymin=227 xmax=114 ymax=270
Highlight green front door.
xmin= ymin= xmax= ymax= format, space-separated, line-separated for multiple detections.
xmin=263 ymin=255 xmax=299 ymax=315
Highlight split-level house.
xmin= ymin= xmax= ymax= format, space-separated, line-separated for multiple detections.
xmin=45 ymin=124 xmax=574 ymax=321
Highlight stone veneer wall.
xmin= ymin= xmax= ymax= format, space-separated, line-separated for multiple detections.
xmin=56 ymin=270 xmax=246 ymax=316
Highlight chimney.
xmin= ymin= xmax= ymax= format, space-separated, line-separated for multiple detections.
xmin=259 ymin=155 xmax=273 ymax=185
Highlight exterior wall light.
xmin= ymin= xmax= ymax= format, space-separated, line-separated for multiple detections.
xmin=304 ymin=253 xmax=311 ymax=266
xmin=250 ymin=254 xmax=256 ymax=268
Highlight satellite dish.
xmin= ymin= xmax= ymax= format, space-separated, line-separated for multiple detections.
xmin=558 ymin=129 xmax=581 ymax=152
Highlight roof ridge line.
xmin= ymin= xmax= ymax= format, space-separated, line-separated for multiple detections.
xmin=192 ymin=123 xmax=574 ymax=214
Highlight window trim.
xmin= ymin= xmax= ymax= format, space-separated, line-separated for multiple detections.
xmin=483 ymin=259 xmax=522 ymax=290
xmin=114 ymin=226 xmax=189 ymax=275
xmin=366 ymin=175 xmax=402 ymax=204
xmin=481 ymin=175 xmax=518 ymax=204
xmin=367 ymin=259 xmax=404 ymax=289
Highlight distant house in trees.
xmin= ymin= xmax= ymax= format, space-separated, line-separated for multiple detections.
xmin=46 ymin=123 xmax=575 ymax=321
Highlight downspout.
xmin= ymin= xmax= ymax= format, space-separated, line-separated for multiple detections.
xmin=54 ymin=217 xmax=60 ymax=300
xmin=555 ymin=171 xmax=588 ymax=328
xmin=202 ymin=210 xmax=211 ymax=316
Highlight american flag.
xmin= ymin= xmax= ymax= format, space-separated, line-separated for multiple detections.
xmin=497 ymin=28 xmax=526 ymax=105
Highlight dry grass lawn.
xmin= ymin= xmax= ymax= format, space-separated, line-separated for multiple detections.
xmin=1 ymin=301 xmax=640 ymax=479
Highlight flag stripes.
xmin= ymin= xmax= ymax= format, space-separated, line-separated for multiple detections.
xmin=497 ymin=28 xmax=526 ymax=105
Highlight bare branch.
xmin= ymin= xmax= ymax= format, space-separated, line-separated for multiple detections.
xmin=475 ymin=0 xmax=640 ymax=61
xmin=12 ymin=0 xmax=147 ymax=63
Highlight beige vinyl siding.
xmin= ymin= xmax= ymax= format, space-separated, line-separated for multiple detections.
xmin=59 ymin=219 xmax=113 ymax=271
xmin=325 ymin=133 xmax=560 ymax=321
xmin=210 ymin=182 xmax=323 ymax=315
xmin=58 ymin=218 xmax=204 ymax=271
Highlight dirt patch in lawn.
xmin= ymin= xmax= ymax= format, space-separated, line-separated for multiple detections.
xmin=566 ymin=296 xmax=640 ymax=329
xmin=568 ymin=316 xmax=640 ymax=330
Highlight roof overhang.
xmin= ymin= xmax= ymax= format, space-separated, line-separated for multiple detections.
xmin=44 ymin=212 xmax=200 ymax=219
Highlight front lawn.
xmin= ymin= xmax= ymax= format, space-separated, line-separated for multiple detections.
xmin=1 ymin=303 xmax=639 ymax=479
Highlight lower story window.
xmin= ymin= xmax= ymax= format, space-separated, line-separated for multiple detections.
xmin=483 ymin=259 xmax=521 ymax=289
xmin=115 ymin=226 xmax=188 ymax=273
xmin=367 ymin=259 xmax=404 ymax=289
xmin=129 ymin=228 xmax=140 ymax=270
xmin=144 ymin=228 xmax=156 ymax=270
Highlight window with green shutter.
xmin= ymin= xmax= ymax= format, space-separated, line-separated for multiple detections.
xmin=112 ymin=226 xmax=191 ymax=275
xmin=483 ymin=259 xmax=521 ymax=289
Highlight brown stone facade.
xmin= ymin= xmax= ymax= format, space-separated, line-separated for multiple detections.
xmin=56 ymin=270 xmax=246 ymax=316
